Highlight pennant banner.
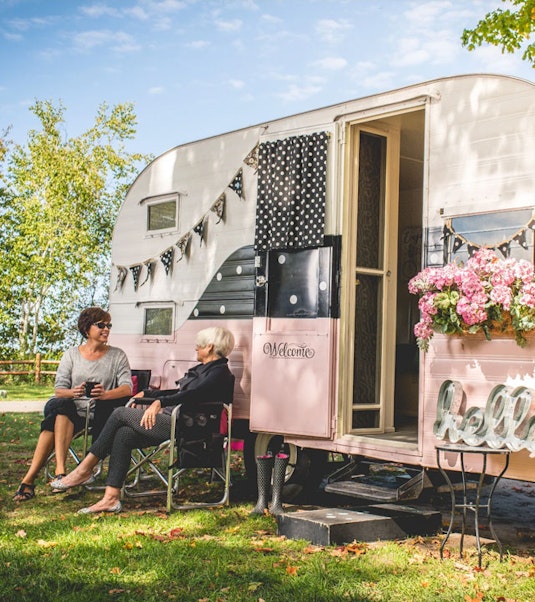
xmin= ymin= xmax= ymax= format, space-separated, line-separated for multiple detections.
xmin=139 ymin=261 xmax=154 ymax=287
xmin=228 ymin=169 xmax=244 ymax=200
xmin=211 ymin=193 xmax=226 ymax=224
xmin=114 ymin=143 xmax=257 ymax=291
xmin=193 ymin=217 xmax=207 ymax=245
xmin=443 ymin=213 xmax=535 ymax=259
xmin=160 ymin=248 xmax=174 ymax=275
xmin=114 ymin=266 xmax=128 ymax=291
xmin=176 ymin=232 xmax=192 ymax=262
xmin=243 ymin=143 xmax=259 ymax=172
xmin=130 ymin=265 xmax=142 ymax=291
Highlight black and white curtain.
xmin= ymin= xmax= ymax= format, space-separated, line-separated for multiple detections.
xmin=254 ymin=131 xmax=328 ymax=250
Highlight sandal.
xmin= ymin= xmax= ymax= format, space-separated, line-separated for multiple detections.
xmin=50 ymin=474 xmax=66 ymax=494
xmin=13 ymin=482 xmax=35 ymax=502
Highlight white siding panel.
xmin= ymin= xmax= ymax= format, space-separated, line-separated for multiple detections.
xmin=427 ymin=77 xmax=535 ymax=220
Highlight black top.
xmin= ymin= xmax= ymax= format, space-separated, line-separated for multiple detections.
xmin=141 ymin=357 xmax=234 ymax=412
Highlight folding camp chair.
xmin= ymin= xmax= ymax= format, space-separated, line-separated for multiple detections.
xmin=44 ymin=370 xmax=152 ymax=480
xmin=123 ymin=376 xmax=234 ymax=512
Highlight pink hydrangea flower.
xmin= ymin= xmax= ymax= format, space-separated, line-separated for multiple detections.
xmin=408 ymin=248 xmax=535 ymax=351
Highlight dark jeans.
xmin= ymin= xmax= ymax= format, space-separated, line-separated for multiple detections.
xmin=42 ymin=396 xmax=131 ymax=442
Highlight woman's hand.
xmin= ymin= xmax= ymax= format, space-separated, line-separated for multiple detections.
xmin=71 ymin=384 xmax=86 ymax=398
xmin=140 ymin=400 xmax=162 ymax=430
xmin=89 ymin=383 xmax=105 ymax=399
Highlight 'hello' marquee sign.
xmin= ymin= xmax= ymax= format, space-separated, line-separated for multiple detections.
xmin=433 ymin=379 xmax=535 ymax=455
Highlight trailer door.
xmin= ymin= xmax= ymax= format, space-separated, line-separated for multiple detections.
xmin=341 ymin=123 xmax=400 ymax=435
xmin=249 ymin=244 xmax=337 ymax=439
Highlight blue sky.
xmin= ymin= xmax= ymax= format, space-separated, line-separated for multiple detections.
xmin=2 ymin=0 xmax=535 ymax=158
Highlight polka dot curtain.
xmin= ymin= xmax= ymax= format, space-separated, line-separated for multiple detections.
xmin=254 ymin=132 xmax=328 ymax=251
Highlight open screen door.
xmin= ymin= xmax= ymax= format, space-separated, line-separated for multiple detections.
xmin=250 ymin=245 xmax=337 ymax=439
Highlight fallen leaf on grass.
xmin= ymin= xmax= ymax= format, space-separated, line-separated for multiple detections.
xmin=15 ymin=530 xmax=26 ymax=538
xmin=303 ymin=545 xmax=324 ymax=554
xmin=247 ymin=582 xmax=262 ymax=592
xmin=110 ymin=567 xmax=121 ymax=575
xmin=286 ymin=565 xmax=298 ymax=575
xmin=37 ymin=539 xmax=57 ymax=548
xmin=345 ymin=542 xmax=368 ymax=556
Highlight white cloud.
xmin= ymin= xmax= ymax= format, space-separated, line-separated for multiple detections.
xmin=361 ymin=71 xmax=397 ymax=91
xmin=228 ymin=79 xmax=245 ymax=89
xmin=276 ymin=83 xmax=323 ymax=102
xmin=148 ymin=86 xmax=165 ymax=94
xmin=315 ymin=18 xmax=352 ymax=44
xmin=72 ymin=30 xmax=139 ymax=52
xmin=3 ymin=32 xmax=23 ymax=42
xmin=140 ymin=0 xmax=187 ymax=13
xmin=125 ymin=6 xmax=150 ymax=20
xmin=6 ymin=17 xmax=52 ymax=32
xmin=215 ymin=19 xmax=243 ymax=32
xmin=261 ymin=14 xmax=283 ymax=25
xmin=80 ymin=4 xmax=121 ymax=18
xmin=313 ymin=57 xmax=348 ymax=71
xmin=187 ymin=40 xmax=210 ymax=49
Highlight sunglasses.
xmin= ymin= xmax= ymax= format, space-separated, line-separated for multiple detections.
xmin=94 ymin=322 xmax=113 ymax=330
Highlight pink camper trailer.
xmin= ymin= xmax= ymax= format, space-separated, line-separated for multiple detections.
xmin=109 ymin=74 xmax=535 ymax=501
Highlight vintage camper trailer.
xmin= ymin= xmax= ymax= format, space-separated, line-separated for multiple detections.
xmin=109 ymin=73 xmax=535 ymax=499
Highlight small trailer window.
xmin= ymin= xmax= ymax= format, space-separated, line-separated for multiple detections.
xmin=146 ymin=196 xmax=178 ymax=232
xmin=144 ymin=307 xmax=173 ymax=336
xmin=446 ymin=209 xmax=534 ymax=263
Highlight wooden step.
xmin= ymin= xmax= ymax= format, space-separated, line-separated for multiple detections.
xmin=324 ymin=480 xmax=400 ymax=502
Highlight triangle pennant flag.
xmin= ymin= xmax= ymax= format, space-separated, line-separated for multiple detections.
xmin=139 ymin=261 xmax=154 ymax=287
xmin=160 ymin=248 xmax=174 ymax=275
xmin=452 ymin=235 xmax=464 ymax=253
xmin=497 ymin=241 xmax=511 ymax=258
xmin=441 ymin=221 xmax=451 ymax=241
xmin=513 ymin=229 xmax=529 ymax=250
xmin=130 ymin=265 xmax=142 ymax=291
xmin=193 ymin=217 xmax=207 ymax=245
xmin=243 ymin=144 xmax=259 ymax=172
xmin=114 ymin=266 xmax=128 ymax=291
xmin=211 ymin=193 xmax=226 ymax=224
xmin=176 ymin=232 xmax=192 ymax=261
xmin=228 ymin=168 xmax=244 ymax=199
xmin=466 ymin=244 xmax=479 ymax=258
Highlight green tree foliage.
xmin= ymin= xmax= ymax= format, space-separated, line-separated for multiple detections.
xmin=0 ymin=100 xmax=150 ymax=359
xmin=462 ymin=0 xmax=535 ymax=65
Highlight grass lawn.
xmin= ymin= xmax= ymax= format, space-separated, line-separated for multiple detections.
xmin=1 ymin=412 xmax=535 ymax=601
xmin=0 ymin=383 xmax=54 ymax=401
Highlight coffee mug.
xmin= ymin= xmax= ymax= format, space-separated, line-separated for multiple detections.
xmin=84 ymin=381 xmax=99 ymax=397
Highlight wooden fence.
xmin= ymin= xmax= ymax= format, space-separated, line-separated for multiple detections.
xmin=0 ymin=353 xmax=59 ymax=384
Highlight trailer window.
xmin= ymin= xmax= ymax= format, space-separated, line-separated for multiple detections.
xmin=144 ymin=307 xmax=173 ymax=336
xmin=147 ymin=197 xmax=178 ymax=232
xmin=446 ymin=209 xmax=534 ymax=263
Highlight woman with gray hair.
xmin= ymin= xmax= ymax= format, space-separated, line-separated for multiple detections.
xmin=50 ymin=326 xmax=235 ymax=513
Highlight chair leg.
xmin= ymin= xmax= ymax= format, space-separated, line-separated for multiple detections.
xmin=269 ymin=453 xmax=289 ymax=516
xmin=250 ymin=455 xmax=274 ymax=515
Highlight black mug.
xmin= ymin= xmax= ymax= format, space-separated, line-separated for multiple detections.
xmin=84 ymin=381 xmax=99 ymax=397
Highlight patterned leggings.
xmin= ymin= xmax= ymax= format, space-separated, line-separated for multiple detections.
xmin=88 ymin=406 xmax=173 ymax=488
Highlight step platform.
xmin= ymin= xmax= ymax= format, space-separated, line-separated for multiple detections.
xmin=277 ymin=504 xmax=441 ymax=546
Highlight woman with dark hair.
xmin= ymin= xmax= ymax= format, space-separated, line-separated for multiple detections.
xmin=50 ymin=326 xmax=235 ymax=514
xmin=13 ymin=307 xmax=132 ymax=502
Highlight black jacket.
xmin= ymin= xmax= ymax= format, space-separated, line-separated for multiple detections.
xmin=141 ymin=358 xmax=234 ymax=412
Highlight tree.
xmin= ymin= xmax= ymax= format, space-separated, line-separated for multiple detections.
xmin=462 ymin=0 xmax=535 ymax=66
xmin=0 ymin=100 xmax=150 ymax=358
